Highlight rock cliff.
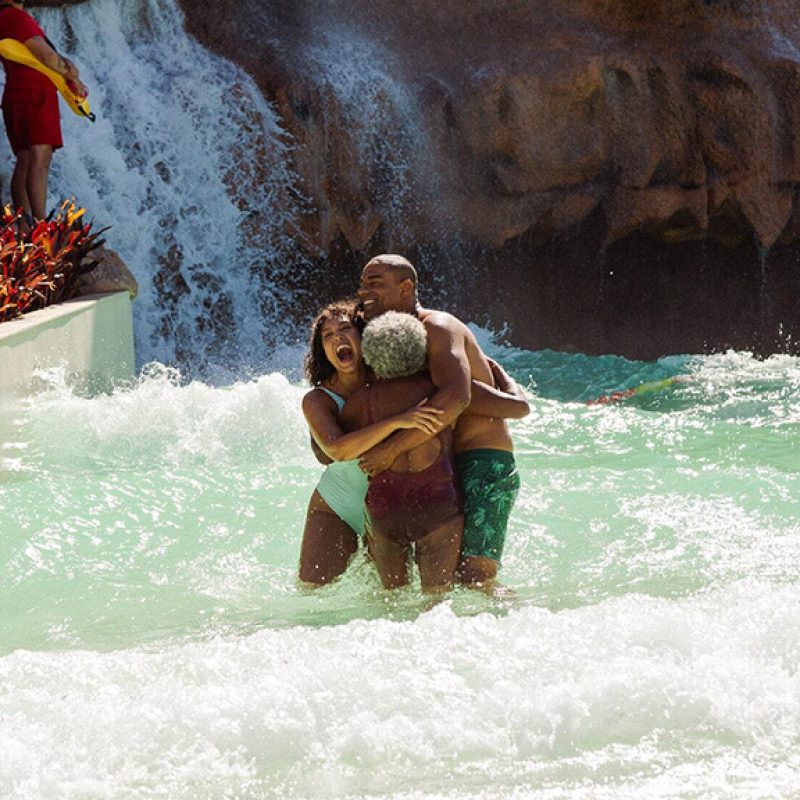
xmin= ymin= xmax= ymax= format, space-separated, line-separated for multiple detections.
xmin=175 ymin=0 xmax=800 ymax=357
xmin=27 ymin=0 xmax=800 ymax=357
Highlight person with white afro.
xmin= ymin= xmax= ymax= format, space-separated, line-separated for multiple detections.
xmin=340 ymin=310 xmax=464 ymax=593
xmin=361 ymin=310 xmax=428 ymax=380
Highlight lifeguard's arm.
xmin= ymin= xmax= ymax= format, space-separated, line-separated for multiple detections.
xmin=357 ymin=319 xmax=471 ymax=475
xmin=25 ymin=37 xmax=78 ymax=78
xmin=25 ymin=36 xmax=87 ymax=96
xmin=466 ymin=358 xmax=530 ymax=419
xmin=302 ymin=389 xmax=442 ymax=463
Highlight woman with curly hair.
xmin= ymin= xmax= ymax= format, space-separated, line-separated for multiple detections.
xmin=299 ymin=300 xmax=443 ymax=586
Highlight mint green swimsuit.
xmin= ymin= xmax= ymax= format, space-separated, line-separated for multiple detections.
xmin=315 ymin=387 xmax=369 ymax=535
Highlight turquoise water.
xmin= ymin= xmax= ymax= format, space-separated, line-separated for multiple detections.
xmin=1 ymin=343 xmax=799 ymax=798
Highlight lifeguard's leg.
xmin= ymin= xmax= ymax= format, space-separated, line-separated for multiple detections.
xmin=26 ymin=144 xmax=53 ymax=220
xmin=415 ymin=516 xmax=463 ymax=594
xmin=298 ymin=490 xmax=359 ymax=587
xmin=11 ymin=149 xmax=32 ymax=218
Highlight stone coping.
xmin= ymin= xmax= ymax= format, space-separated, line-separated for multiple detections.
xmin=0 ymin=291 xmax=136 ymax=398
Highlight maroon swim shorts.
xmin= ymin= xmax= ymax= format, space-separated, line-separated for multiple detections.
xmin=2 ymin=85 xmax=63 ymax=154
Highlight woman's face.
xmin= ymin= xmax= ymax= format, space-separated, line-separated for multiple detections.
xmin=320 ymin=314 xmax=362 ymax=374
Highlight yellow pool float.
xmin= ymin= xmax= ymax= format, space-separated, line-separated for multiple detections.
xmin=0 ymin=38 xmax=95 ymax=122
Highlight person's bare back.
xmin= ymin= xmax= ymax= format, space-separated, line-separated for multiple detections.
xmin=340 ymin=375 xmax=442 ymax=473
xmin=417 ymin=308 xmax=514 ymax=453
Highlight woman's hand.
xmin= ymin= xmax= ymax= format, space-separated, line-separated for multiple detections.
xmin=395 ymin=400 xmax=444 ymax=435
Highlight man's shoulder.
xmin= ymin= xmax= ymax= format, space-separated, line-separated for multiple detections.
xmin=419 ymin=308 xmax=468 ymax=336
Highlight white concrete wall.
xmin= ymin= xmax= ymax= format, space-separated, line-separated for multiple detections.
xmin=0 ymin=292 xmax=135 ymax=398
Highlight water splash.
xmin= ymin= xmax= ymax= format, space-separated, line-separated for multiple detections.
xmin=0 ymin=0 xmax=474 ymax=373
xmin=299 ymin=22 xmax=464 ymax=300
xmin=1 ymin=347 xmax=799 ymax=796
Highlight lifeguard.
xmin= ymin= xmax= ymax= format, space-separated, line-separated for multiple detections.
xmin=0 ymin=0 xmax=88 ymax=223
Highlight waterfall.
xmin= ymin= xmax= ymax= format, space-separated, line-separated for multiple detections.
xmin=301 ymin=25 xmax=424 ymax=237
xmin=0 ymin=0 xmax=471 ymax=379
xmin=0 ymin=0 xmax=308 ymax=379
xmin=294 ymin=21 xmax=463 ymax=300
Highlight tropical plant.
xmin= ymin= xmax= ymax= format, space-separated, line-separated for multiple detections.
xmin=0 ymin=200 xmax=105 ymax=324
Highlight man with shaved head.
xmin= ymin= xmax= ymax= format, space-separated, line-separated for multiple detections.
xmin=357 ymin=254 xmax=529 ymax=592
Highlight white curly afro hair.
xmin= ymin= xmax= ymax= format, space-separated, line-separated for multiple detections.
xmin=361 ymin=311 xmax=428 ymax=380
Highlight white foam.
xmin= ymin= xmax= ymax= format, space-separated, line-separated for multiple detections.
xmin=1 ymin=582 xmax=799 ymax=798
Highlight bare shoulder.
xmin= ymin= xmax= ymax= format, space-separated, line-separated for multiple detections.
xmin=420 ymin=309 xmax=492 ymax=381
xmin=302 ymin=387 xmax=321 ymax=409
xmin=302 ymin=386 xmax=334 ymax=415
xmin=418 ymin=308 xmax=470 ymax=338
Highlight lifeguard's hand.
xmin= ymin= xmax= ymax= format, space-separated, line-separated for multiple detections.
xmin=61 ymin=58 xmax=80 ymax=80
xmin=67 ymin=78 xmax=89 ymax=100
xmin=358 ymin=442 xmax=396 ymax=476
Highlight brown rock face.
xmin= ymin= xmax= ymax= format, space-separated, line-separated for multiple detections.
xmin=75 ymin=247 xmax=139 ymax=300
xmin=26 ymin=1 xmax=87 ymax=6
xmin=172 ymin=3 xmax=800 ymax=354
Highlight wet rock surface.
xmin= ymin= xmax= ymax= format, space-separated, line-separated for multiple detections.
xmin=75 ymin=247 xmax=139 ymax=300
xmin=42 ymin=0 xmax=798 ymax=356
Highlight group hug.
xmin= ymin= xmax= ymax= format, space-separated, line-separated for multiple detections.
xmin=298 ymin=254 xmax=530 ymax=594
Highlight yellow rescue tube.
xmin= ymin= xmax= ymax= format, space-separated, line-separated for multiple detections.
xmin=0 ymin=38 xmax=95 ymax=122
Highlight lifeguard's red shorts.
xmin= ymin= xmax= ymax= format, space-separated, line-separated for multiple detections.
xmin=2 ymin=85 xmax=63 ymax=155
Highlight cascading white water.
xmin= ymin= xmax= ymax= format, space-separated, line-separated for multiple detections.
xmin=0 ymin=0 xmax=470 ymax=376
xmin=1 ymin=0 xmax=308 ymax=378
xmin=297 ymin=21 xmax=463 ymax=294
xmin=301 ymin=25 xmax=424 ymax=235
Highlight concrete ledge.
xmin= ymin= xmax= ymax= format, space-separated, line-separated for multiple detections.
xmin=0 ymin=292 xmax=135 ymax=398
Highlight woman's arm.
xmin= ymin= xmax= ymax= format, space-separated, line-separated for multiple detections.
xmin=302 ymin=389 xmax=443 ymax=462
xmin=310 ymin=434 xmax=333 ymax=465
xmin=467 ymin=358 xmax=530 ymax=419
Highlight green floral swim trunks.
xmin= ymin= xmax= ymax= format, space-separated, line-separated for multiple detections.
xmin=454 ymin=449 xmax=520 ymax=563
